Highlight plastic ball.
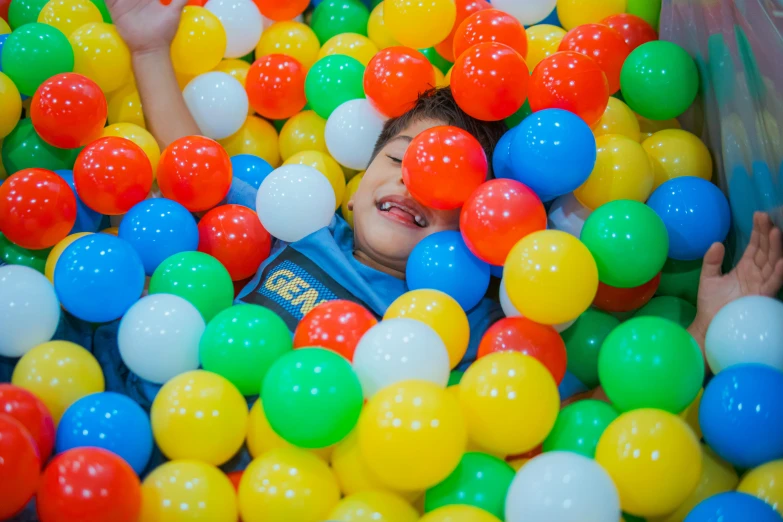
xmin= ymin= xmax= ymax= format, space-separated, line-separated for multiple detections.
xmin=524 ymin=24 xmax=566 ymax=69
xmin=283 ymin=150 xmax=346 ymax=210
xmin=226 ymin=153 xmax=273 ymax=206
xmin=593 ymin=274 xmax=660 ymax=313
xmin=252 ymin=0 xmax=308 ymax=21
xmin=341 ymin=171 xmax=362 ymax=228
xmin=310 ymin=0 xmax=370 ymax=45
xmin=1 ymin=22 xmax=74 ymax=96
xmin=69 ymin=22 xmax=131 ymax=93
xmin=219 ymin=115 xmax=281 ymax=167
xmin=557 ymin=0 xmax=625 ymax=30
xmin=633 ymin=295 xmax=696 ymax=328
xmin=451 ymin=42 xmax=529 ymax=121
xmin=559 ymin=23 xmax=630 ymax=94
xmin=422 ymin=505 xmax=501 ymax=522
xmin=197 ymin=204 xmax=271 ymax=280
xmin=434 ymin=0 xmax=490 ymax=62
xmin=293 ymin=299 xmax=377 ymax=361
xmin=329 ymin=491 xmax=418 ymax=522
xmin=246 ymin=53 xmax=306 ymax=119
xmin=257 ymin=21 xmax=320 ymax=70
xmin=367 ymin=2 xmax=399 ymax=50
xmin=0 ymin=72 xmax=21 ymax=140
xmin=107 ymin=83 xmax=145 ymax=128
xmin=279 ymin=110 xmax=328 ymax=160
xmin=102 ymin=123 xmax=160 ymax=175
xmin=638 ymin=113 xmax=682 ymax=141
xmin=2 ymin=118 xmax=81 ymax=175
xmin=543 ymin=399 xmax=618 ymax=457
xmin=529 ymin=51 xmax=610 ymax=127
xmin=0 ymin=383 xmax=55 ymax=460
xmin=560 ymin=308 xmax=619 ymax=388
xmin=45 ymin=232 xmax=91 ymax=283
xmin=453 ymin=9 xmax=527 ymax=60
xmin=547 ymin=193 xmax=592 ymax=238
xmin=204 ymin=0 xmax=262 ymax=58
xmin=384 ymin=0 xmax=455 ymax=49
xmin=317 ymin=32 xmax=378 ymax=67
xmin=246 ymin=399 xmax=334 ymax=460
xmin=0 ymin=233 xmax=51 ymax=273
xmin=37 ymin=0 xmax=102 ymax=36
xmin=325 ymin=98 xmax=386 ymax=170
xmin=364 ymin=46 xmax=434 ymax=118
xmin=183 ymin=72 xmax=248 ymax=140
xmin=602 ymin=13 xmax=658 ymax=50
xmin=594 ymin=97 xmax=641 ymax=141
xmin=737 ymin=461 xmax=783 ymax=517
xmin=0 ymin=415 xmax=41 ymax=520
xmin=684 ymin=492 xmax=782 ymax=522
xmin=171 ymin=7 xmax=226 ymax=76
xmin=305 ymin=55 xmax=365 ymax=120
xmin=643 ymin=129 xmax=713 ymax=190
xmin=492 ymin=0 xmax=555 ymax=26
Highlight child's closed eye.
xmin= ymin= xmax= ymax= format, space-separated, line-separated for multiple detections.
xmin=386 ymin=154 xmax=402 ymax=164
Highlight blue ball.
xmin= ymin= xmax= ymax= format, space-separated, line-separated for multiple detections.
xmin=227 ymin=154 xmax=274 ymax=208
xmin=0 ymin=34 xmax=7 ymax=72
xmin=647 ymin=176 xmax=731 ymax=261
xmin=699 ymin=363 xmax=783 ymax=469
xmin=56 ymin=392 xmax=153 ymax=475
xmin=406 ymin=230 xmax=490 ymax=311
xmin=684 ymin=492 xmax=782 ymax=522
xmin=492 ymin=127 xmax=517 ymax=180
xmin=54 ymin=234 xmax=145 ymax=323
xmin=118 ymin=198 xmax=199 ymax=275
xmin=54 ymin=170 xmax=103 ymax=234
xmin=509 ymin=109 xmax=596 ymax=201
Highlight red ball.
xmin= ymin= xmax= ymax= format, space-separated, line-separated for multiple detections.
xmin=293 ymin=300 xmax=378 ymax=361
xmin=0 ymin=414 xmax=40 ymax=521
xmin=31 ymin=73 xmax=107 ymax=149
xmin=451 ymin=42 xmax=529 ymax=121
xmin=593 ymin=273 xmax=661 ymax=313
xmin=453 ymin=9 xmax=528 ymax=60
xmin=601 ymin=13 xmax=658 ymax=51
xmin=157 ymin=136 xmax=233 ymax=212
xmin=529 ymin=51 xmax=610 ymax=127
xmin=559 ymin=24 xmax=630 ymax=94
xmin=401 ymin=125 xmax=488 ymax=210
xmin=460 ymin=179 xmax=546 ymax=266
xmin=246 ymin=54 xmax=306 ymax=120
xmin=37 ymin=447 xmax=141 ymax=522
xmin=0 ymin=168 xmax=76 ymax=249
xmin=252 ymin=0 xmax=308 ymax=21
xmin=435 ymin=0 xmax=490 ymax=62
xmin=364 ymin=47 xmax=436 ymax=118
xmin=477 ymin=317 xmax=567 ymax=384
xmin=0 ymin=384 xmax=55 ymax=463
xmin=73 ymin=137 xmax=153 ymax=215
xmin=198 ymin=204 xmax=272 ymax=281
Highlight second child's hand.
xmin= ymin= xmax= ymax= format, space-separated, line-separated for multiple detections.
xmin=105 ymin=0 xmax=188 ymax=55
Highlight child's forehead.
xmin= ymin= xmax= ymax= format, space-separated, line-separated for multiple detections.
xmin=389 ymin=117 xmax=450 ymax=144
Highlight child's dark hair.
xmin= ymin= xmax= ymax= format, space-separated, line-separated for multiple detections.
xmin=370 ymin=87 xmax=507 ymax=173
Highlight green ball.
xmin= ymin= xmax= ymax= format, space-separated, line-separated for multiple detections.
xmin=149 ymin=251 xmax=234 ymax=323
xmin=561 ymin=309 xmax=620 ymax=389
xmin=420 ymin=47 xmax=452 ymax=75
xmin=89 ymin=0 xmax=112 ymax=23
xmin=310 ymin=0 xmax=370 ymax=44
xmin=580 ymin=199 xmax=669 ymax=288
xmin=305 ymin=55 xmax=366 ymax=119
xmin=424 ymin=452 xmax=515 ymax=518
xmin=505 ymin=100 xmax=531 ymax=129
xmin=2 ymin=119 xmax=80 ymax=175
xmin=633 ymin=296 xmax=697 ymax=329
xmin=598 ymin=316 xmax=704 ymax=414
xmin=626 ymin=0 xmax=661 ymax=30
xmin=543 ymin=400 xmax=618 ymax=458
xmin=620 ymin=41 xmax=698 ymax=121
xmin=0 ymin=233 xmax=50 ymax=274
xmin=199 ymin=304 xmax=293 ymax=396
xmin=262 ymin=347 xmax=364 ymax=449
xmin=658 ymin=257 xmax=701 ymax=305
xmin=7 ymin=0 xmax=49 ymax=29
xmin=1 ymin=23 xmax=75 ymax=96
xmin=447 ymin=370 xmax=463 ymax=386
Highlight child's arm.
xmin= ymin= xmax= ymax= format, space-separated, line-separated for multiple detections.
xmin=105 ymin=0 xmax=200 ymax=147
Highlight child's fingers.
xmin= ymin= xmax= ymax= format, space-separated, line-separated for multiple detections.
xmin=701 ymin=242 xmax=725 ymax=279
xmin=744 ymin=212 xmax=762 ymax=261
xmin=769 ymin=225 xmax=783 ymax=264
xmin=762 ymin=258 xmax=783 ymax=296
xmin=168 ymin=0 xmax=190 ymax=12
xmin=757 ymin=213 xmax=772 ymax=258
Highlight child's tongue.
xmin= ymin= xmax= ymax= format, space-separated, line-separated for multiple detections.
xmin=388 ymin=206 xmax=415 ymax=224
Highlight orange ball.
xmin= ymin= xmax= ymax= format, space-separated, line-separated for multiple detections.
xmin=559 ymin=24 xmax=630 ymax=94
xmin=252 ymin=0 xmax=308 ymax=21
xmin=246 ymin=54 xmax=306 ymax=120
xmin=364 ymin=47 xmax=435 ymax=118
xmin=453 ymin=9 xmax=527 ymax=60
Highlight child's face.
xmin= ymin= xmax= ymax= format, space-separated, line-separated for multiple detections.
xmin=350 ymin=118 xmax=461 ymax=274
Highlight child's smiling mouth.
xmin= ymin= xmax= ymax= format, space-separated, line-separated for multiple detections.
xmin=376 ymin=195 xmax=429 ymax=228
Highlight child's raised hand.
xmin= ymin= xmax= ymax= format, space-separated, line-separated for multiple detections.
xmin=105 ymin=0 xmax=189 ymax=54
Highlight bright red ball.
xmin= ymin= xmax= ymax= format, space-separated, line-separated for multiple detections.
xmin=198 ymin=204 xmax=272 ymax=281
xmin=529 ymin=51 xmax=610 ymax=127
xmin=157 ymin=135 xmax=233 ymax=212
xmin=601 ymin=13 xmax=658 ymax=51
xmin=451 ymin=42 xmax=529 ymax=121
xmin=246 ymin=54 xmax=306 ymax=120
xmin=593 ymin=273 xmax=661 ymax=313
xmin=0 ymin=168 xmax=76 ymax=249
xmin=74 ymin=137 xmax=153 ymax=215
xmin=37 ymin=447 xmax=141 ymax=522
xmin=435 ymin=0 xmax=490 ymax=62
xmin=460 ymin=179 xmax=546 ymax=266
xmin=453 ymin=9 xmax=527 ymax=60
xmin=402 ymin=125 xmax=488 ymax=210
xmin=0 ymin=384 xmax=55 ymax=463
xmin=31 ymin=73 xmax=107 ymax=149
xmin=253 ymin=0 xmax=308 ymax=21
xmin=364 ymin=47 xmax=435 ymax=118
xmin=478 ymin=317 xmax=567 ymax=384
xmin=559 ymin=24 xmax=630 ymax=93
xmin=0 ymin=414 xmax=40 ymax=521
xmin=293 ymin=300 xmax=378 ymax=361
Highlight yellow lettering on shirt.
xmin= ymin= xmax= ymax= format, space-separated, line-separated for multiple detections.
xmin=264 ymin=269 xmax=294 ymax=291
xmin=261 ymin=266 xmax=334 ymax=316
xmin=279 ymin=277 xmax=309 ymax=300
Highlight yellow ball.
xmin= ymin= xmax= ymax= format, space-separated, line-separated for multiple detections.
xmin=317 ymin=33 xmax=379 ymax=67
xmin=70 ymin=22 xmax=132 ymax=93
xmin=0 ymin=72 xmax=22 ymax=140
xmin=12 ymin=341 xmax=105 ymax=425
xmin=46 ymin=232 xmax=92 ymax=283
xmin=459 ymin=352 xmax=558 ymax=455
xmin=594 ymin=98 xmax=641 ymax=142
xmin=101 ymin=226 xmax=119 ymax=236
xmin=38 ymin=0 xmax=102 ymax=37
xmin=220 ymin=115 xmax=281 ymax=167
xmin=327 ymin=491 xmax=418 ymax=522
xmin=141 ymin=460 xmax=238 ymax=522
xmin=384 ymin=0 xmax=456 ymax=49
xmin=108 ymin=82 xmax=146 ymax=128
xmin=279 ymin=110 xmax=328 ymax=161
xmin=103 ymin=123 xmax=161 ymax=176
xmin=367 ymin=2 xmax=399 ymax=50
xmin=0 ymin=17 xmax=9 ymax=34
xmin=636 ymin=114 xmax=681 ymax=141
xmin=420 ymin=505 xmax=502 ymax=522
xmin=0 ymin=146 xmax=6 ymax=180
xmin=238 ymin=447 xmax=340 ymax=522
xmin=574 ymin=134 xmax=654 ymax=210
xmin=213 ymin=59 xmax=254 ymax=115
xmin=284 ymin=150 xmax=346 ymax=210
xmin=557 ymin=0 xmax=627 ymax=30
xmin=358 ymin=380 xmax=466 ymax=491
xmin=171 ymin=6 xmax=227 ymax=76
xmin=433 ymin=65 xmax=447 ymax=88
xmin=680 ymin=388 xmax=703 ymax=440
xmin=332 ymin=430 xmax=394 ymax=495
xmin=341 ymin=171 xmax=363 ymax=228
xmin=445 ymin=65 xmax=452 ymax=85
xmin=524 ymin=24 xmax=566 ymax=70
xmin=504 ymin=230 xmax=598 ymax=325
xmin=595 ymin=409 xmax=702 ymax=518
xmin=384 ymin=289 xmax=469 ymax=369
xmin=256 ymin=21 xmax=320 ymax=71
xmin=151 ymin=370 xmax=248 ymax=466
xmin=642 ymin=129 xmax=713 ymax=190
xmin=738 ymin=460 xmax=783 ymax=516
xmin=246 ymin=399 xmax=332 ymax=462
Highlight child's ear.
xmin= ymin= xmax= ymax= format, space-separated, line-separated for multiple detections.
xmin=347 ymin=199 xmax=354 ymax=211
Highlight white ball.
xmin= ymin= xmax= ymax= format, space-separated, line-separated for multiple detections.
xmin=499 ymin=277 xmax=573 ymax=332
xmin=706 ymin=295 xmax=783 ymax=373
xmin=505 ymin=452 xmax=621 ymax=522
xmin=118 ymin=294 xmax=205 ymax=384
xmin=0 ymin=265 xmax=60 ymax=357
xmin=325 ymin=99 xmax=387 ymax=170
xmin=548 ymin=192 xmax=592 ymax=238
xmin=493 ymin=0 xmax=557 ymax=26
xmin=205 ymin=0 xmax=263 ymax=58
xmin=353 ymin=318 xmax=450 ymax=398
xmin=183 ymin=72 xmax=249 ymax=140
xmin=255 ymin=165 xmax=335 ymax=242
